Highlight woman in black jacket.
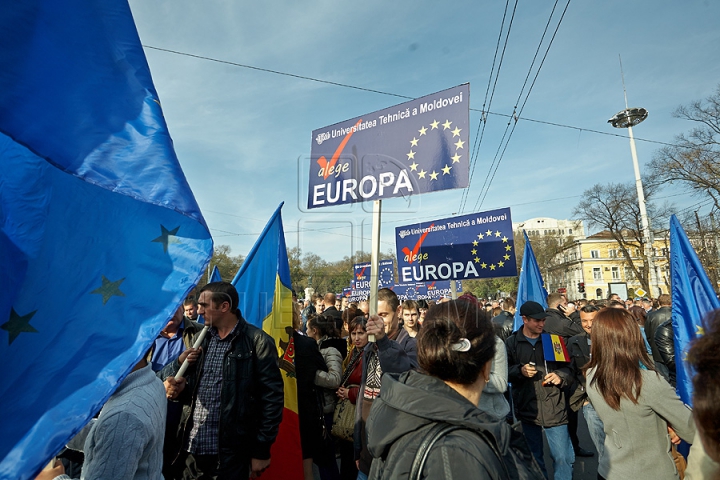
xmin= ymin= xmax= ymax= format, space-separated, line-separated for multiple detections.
xmin=366 ymin=299 xmax=543 ymax=479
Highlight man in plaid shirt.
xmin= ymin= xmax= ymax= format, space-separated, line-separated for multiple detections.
xmin=164 ymin=282 xmax=283 ymax=479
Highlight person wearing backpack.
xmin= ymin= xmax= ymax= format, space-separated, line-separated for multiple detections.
xmin=366 ymin=298 xmax=543 ymax=479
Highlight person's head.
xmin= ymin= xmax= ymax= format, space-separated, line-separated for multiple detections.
xmin=608 ymin=300 xmax=626 ymax=309
xmin=608 ymin=293 xmax=622 ymax=302
xmin=358 ymin=300 xmax=369 ymax=316
xmin=628 ymin=305 xmax=647 ymax=326
xmin=565 ymin=302 xmax=577 ymax=315
xmin=547 ymin=292 xmax=566 ymax=310
xmin=375 ymin=288 xmax=400 ymax=334
xmin=342 ymin=305 xmax=358 ymax=331
xmin=315 ymin=295 xmax=326 ymax=312
xmin=348 ymin=316 xmax=369 ymax=349
xmin=307 ymin=315 xmax=340 ymax=340
xmin=183 ymin=297 xmax=198 ymax=320
xmin=291 ymin=302 xmax=302 ymax=331
xmin=625 ymin=299 xmax=634 ymax=309
xmin=292 ymin=289 xmax=298 ymax=303
xmin=688 ymin=310 xmax=720 ymax=463
xmin=197 ymin=282 xmax=240 ymax=323
xmin=658 ymin=294 xmax=671 ymax=307
xmin=502 ymin=297 xmax=516 ymax=313
xmin=416 ymin=299 xmax=429 ymax=324
xmin=491 ymin=306 xmax=502 ymax=317
xmin=576 ymin=298 xmax=588 ymax=308
xmin=341 ymin=297 xmax=349 ymax=310
xmin=586 ymin=307 xmax=654 ymax=410
xmin=401 ymin=300 xmax=420 ymax=332
xmin=642 ymin=298 xmax=653 ymax=311
xmin=417 ymin=299 xmax=496 ymax=387
xmin=579 ymin=305 xmax=599 ymax=336
xmin=163 ymin=305 xmax=185 ymax=334
xmin=324 ymin=292 xmax=337 ymax=308
xmin=519 ymin=301 xmax=548 ymax=337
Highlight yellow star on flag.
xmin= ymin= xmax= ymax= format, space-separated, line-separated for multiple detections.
xmin=472 ymin=240 xmax=478 ymax=246
xmin=495 ymin=231 xmax=501 ymax=237
xmin=696 ymin=325 xmax=705 ymax=336
xmin=451 ymin=153 xmax=461 ymax=163
xmin=502 ymin=236 xmax=508 ymax=243
xmin=474 ymin=257 xmax=480 ymax=263
xmin=429 ymin=171 xmax=438 ymax=180
xmin=505 ymin=245 xmax=512 ymax=251
xmin=498 ymin=261 xmax=505 ymax=267
xmin=418 ymin=169 xmax=426 ymax=179
xmin=490 ymin=264 xmax=496 ymax=270
xmin=430 ymin=120 xmax=439 ymax=129
xmin=481 ymin=262 xmax=487 ymax=269
xmin=477 ymin=233 xmax=484 ymax=239
xmin=451 ymin=127 xmax=461 ymax=137
xmin=409 ymin=162 xmax=418 ymax=171
xmin=471 ymin=249 xmax=477 ymax=255
xmin=486 ymin=229 xmax=492 ymax=236
xmin=503 ymin=254 xmax=511 ymax=260
xmin=419 ymin=126 xmax=428 ymax=136
xmin=442 ymin=164 xmax=451 ymax=175
xmin=410 ymin=137 xmax=419 ymax=147
xmin=442 ymin=120 xmax=452 ymax=130
xmin=454 ymin=139 xmax=464 ymax=150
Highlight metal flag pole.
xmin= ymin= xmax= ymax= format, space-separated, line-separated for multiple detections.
xmin=368 ymin=199 xmax=382 ymax=342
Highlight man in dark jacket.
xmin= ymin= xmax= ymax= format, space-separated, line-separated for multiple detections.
xmin=506 ymin=301 xmax=575 ymax=480
xmin=491 ymin=297 xmax=516 ymax=342
xmin=654 ymin=319 xmax=676 ymax=387
xmin=645 ymin=294 xmax=672 ymax=381
xmin=322 ymin=292 xmax=344 ymax=332
xmin=544 ymin=293 xmax=583 ymax=341
xmin=162 ymin=282 xmax=284 ymax=479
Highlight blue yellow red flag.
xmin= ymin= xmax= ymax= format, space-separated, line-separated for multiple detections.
xmin=232 ymin=203 xmax=302 ymax=479
xmin=0 ymin=1 xmax=213 ymax=478
xmin=542 ymin=333 xmax=571 ymax=362
xmin=514 ymin=231 xmax=549 ymax=331
xmin=670 ymin=215 xmax=720 ymax=407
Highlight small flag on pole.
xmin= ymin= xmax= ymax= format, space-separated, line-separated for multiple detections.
xmin=542 ymin=333 xmax=571 ymax=362
xmin=514 ymin=231 xmax=548 ymax=331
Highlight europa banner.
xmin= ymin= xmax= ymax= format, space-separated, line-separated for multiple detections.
xmin=308 ymin=84 xmax=470 ymax=209
xmin=392 ymin=281 xmax=462 ymax=301
xmin=395 ymin=207 xmax=518 ymax=282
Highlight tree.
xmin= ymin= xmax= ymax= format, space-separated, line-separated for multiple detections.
xmin=287 ymin=246 xmax=305 ymax=294
xmin=197 ymin=244 xmax=244 ymax=288
xmin=648 ymin=84 xmax=720 ymax=210
xmin=573 ymin=182 xmax=668 ymax=293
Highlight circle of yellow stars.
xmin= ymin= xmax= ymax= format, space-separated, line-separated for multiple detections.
xmin=407 ymin=119 xmax=463 ymax=181
xmin=470 ymin=230 xmax=512 ymax=270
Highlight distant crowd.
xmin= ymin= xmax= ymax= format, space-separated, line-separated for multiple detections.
xmin=37 ymin=284 xmax=720 ymax=480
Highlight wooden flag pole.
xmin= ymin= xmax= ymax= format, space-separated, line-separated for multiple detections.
xmin=368 ymin=199 xmax=382 ymax=342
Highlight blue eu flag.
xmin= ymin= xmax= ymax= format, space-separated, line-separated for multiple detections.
xmin=0 ymin=1 xmax=213 ymax=478
xmin=514 ymin=231 xmax=548 ymax=331
xmin=670 ymin=215 xmax=719 ymax=407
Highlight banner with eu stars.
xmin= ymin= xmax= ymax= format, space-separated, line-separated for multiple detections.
xmin=308 ymin=84 xmax=469 ymax=209
xmin=350 ymin=260 xmax=394 ymax=301
xmin=395 ymin=208 xmax=517 ymax=282
xmin=392 ymin=281 xmax=463 ymax=301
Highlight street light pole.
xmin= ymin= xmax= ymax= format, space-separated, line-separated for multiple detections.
xmin=608 ymin=59 xmax=659 ymax=297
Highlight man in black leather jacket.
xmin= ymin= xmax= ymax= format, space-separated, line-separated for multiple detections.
xmin=162 ymin=282 xmax=284 ymax=479
xmin=645 ymin=294 xmax=672 ymax=381
xmin=491 ymin=297 xmax=516 ymax=342
xmin=654 ymin=319 xmax=676 ymax=387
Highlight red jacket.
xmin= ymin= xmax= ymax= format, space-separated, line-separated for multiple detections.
xmin=346 ymin=356 xmax=363 ymax=404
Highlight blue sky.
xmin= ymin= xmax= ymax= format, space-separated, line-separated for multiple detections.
xmin=129 ymin=0 xmax=720 ymax=263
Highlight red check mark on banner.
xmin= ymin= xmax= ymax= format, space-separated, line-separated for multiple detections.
xmin=356 ymin=267 xmax=366 ymax=279
xmin=401 ymin=223 xmax=434 ymax=264
xmin=428 ymin=282 xmax=436 ymax=289
xmin=317 ymin=119 xmax=363 ymax=180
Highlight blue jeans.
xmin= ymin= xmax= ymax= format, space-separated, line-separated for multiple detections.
xmin=356 ymin=471 xmax=368 ymax=480
xmin=521 ymin=422 xmax=574 ymax=480
xmin=582 ymin=403 xmax=606 ymax=462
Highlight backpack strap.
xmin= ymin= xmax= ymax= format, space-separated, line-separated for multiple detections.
xmin=408 ymin=422 xmax=509 ymax=480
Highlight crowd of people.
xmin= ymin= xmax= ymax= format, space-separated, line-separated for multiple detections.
xmin=37 ymin=283 xmax=720 ymax=480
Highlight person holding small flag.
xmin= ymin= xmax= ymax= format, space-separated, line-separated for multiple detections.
xmin=506 ymin=301 xmax=575 ymax=480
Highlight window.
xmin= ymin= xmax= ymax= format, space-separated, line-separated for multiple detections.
xmin=608 ymin=249 xmax=618 ymax=258
xmin=569 ymin=228 xmax=573 ymax=235
xmin=591 ymin=250 xmax=600 ymax=259
xmin=596 ymin=288 xmax=603 ymax=299
xmin=593 ymin=267 xmax=602 ymax=280
xmin=611 ymin=266 xmax=620 ymax=280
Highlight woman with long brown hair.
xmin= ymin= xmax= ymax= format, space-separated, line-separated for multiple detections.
xmin=585 ymin=308 xmax=695 ymax=480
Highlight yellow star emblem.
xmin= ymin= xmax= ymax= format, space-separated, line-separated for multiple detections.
xmin=503 ymin=254 xmax=511 ymax=260
xmin=498 ymin=261 xmax=505 ymax=267
xmin=502 ymin=236 xmax=508 ymax=243
xmin=454 ymin=139 xmax=465 ymax=150
xmin=442 ymin=164 xmax=451 ymax=175
xmin=409 ymin=162 xmax=418 ymax=171
xmin=418 ymin=169 xmax=426 ymax=179
xmin=442 ymin=120 xmax=452 ymax=130
xmin=505 ymin=245 xmax=512 ymax=251
xmin=495 ymin=231 xmax=501 ymax=237
xmin=489 ymin=264 xmax=496 ymax=270
xmin=696 ymin=325 xmax=705 ymax=336
xmin=471 ymin=249 xmax=477 ymax=255
xmin=451 ymin=153 xmax=461 ymax=163
xmin=410 ymin=137 xmax=419 ymax=147
xmin=451 ymin=126 xmax=461 ymax=137
xmin=474 ymin=257 xmax=480 ymax=263
xmin=430 ymin=120 xmax=439 ymax=129
xmin=486 ymin=229 xmax=492 ymax=236
xmin=477 ymin=233 xmax=484 ymax=240
xmin=472 ymin=240 xmax=478 ymax=246
xmin=481 ymin=262 xmax=487 ymax=269
xmin=419 ymin=126 xmax=428 ymax=136
xmin=407 ymin=150 xmax=416 ymax=160
xmin=429 ymin=171 xmax=439 ymax=180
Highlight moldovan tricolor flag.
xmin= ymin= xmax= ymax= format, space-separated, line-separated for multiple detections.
xmin=542 ymin=333 xmax=571 ymax=362
xmin=232 ymin=203 xmax=302 ymax=478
